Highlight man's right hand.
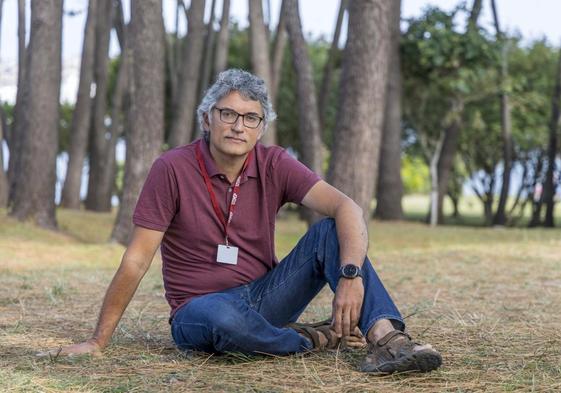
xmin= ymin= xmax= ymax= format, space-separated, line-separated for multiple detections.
xmin=36 ymin=339 xmax=102 ymax=358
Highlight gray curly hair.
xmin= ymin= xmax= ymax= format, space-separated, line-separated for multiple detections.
xmin=197 ymin=69 xmax=277 ymax=138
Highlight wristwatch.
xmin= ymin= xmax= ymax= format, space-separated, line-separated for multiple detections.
xmin=339 ymin=264 xmax=363 ymax=279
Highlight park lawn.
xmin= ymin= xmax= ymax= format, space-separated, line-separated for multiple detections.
xmin=1 ymin=207 xmax=560 ymax=392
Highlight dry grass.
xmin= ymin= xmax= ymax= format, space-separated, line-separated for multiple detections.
xmin=1 ymin=209 xmax=560 ymax=392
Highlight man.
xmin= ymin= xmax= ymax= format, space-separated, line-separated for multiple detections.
xmin=46 ymin=69 xmax=441 ymax=374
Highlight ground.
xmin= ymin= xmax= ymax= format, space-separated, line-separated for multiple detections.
xmin=0 ymin=204 xmax=560 ymax=392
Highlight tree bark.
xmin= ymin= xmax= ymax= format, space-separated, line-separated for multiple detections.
xmin=429 ymin=132 xmax=445 ymax=227
xmin=198 ymin=0 xmax=217 ymax=101
xmin=318 ymin=0 xmax=347 ymax=129
xmin=168 ymin=0 xmax=206 ymax=147
xmin=0 ymin=0 xmax=7 ymax=208
xmin=0 ymin=113 xmax=7 ymax=209
xmin=97 ymin=1 xmax=129 ymax=212
xmin=248 ymin=0 xmax=276 ymax=146
xmin=491 ymin=0 xmax=514 ymax=226
xmin=270 ymin=0 xmax=287 ymax=105
xmin=213 ymin=0 xmax=231 ymax=75
xmin=432 ymin=0 xmax=483 ymax=224
xmin=467 ymin=0 xmax=482 ymax=30
xmin=8 ymin=0 xmax=27 ymax=205
xmin=10 ymin=0 xmax=63 ymax=228
xmin=61 ymin=0 xmax=98 ymax=209
xmin=327 ymin=0 xmax=392 ymax=220
xmin=111 ymin=0 xmax=165 ymax=245
xmin=529 ymin=154 xmax=545 ymax=227
xmin=543 ymin=48 xmax=561 ymax=227
xmin=85 ymin=0 xmax=114 ymax=211
xmin=285 ymin=0 xmax=324 ymax=225
xmin=436 ymin=101 xmax=463 ymax=223
xmin=285 ymin=0 xmax=323 ymax=175
xmin=375 ymin=0 xmax=404 ymax=220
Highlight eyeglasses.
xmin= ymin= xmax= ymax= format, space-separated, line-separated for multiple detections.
xmin=213 ymin=107 xmax=264 ymax=129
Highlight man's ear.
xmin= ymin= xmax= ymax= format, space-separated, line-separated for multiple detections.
xmin=203 ymin=112 xmax=211 ymax=131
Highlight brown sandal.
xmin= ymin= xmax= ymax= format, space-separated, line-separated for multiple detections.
xmin=360 ymin=330 xmax=442 ymax=374
xmin=287 ymin=319 xmax=341 ymax=351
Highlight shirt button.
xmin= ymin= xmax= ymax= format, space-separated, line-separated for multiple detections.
xmin=228 ymin=188 xmax=232 ymax=193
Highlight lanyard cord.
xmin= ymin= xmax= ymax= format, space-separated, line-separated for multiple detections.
xmin=195 ymin=143 xmax=253 ymax=245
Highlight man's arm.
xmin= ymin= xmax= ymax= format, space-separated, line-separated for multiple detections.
xmin=301 ymin=180 xmax=368 ymax=338
xmin=39 ymin=226 xmax=164 ymax=357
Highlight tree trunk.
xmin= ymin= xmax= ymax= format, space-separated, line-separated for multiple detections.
xmin=85 ymin=0 xmax=114 ymax=211
xmin=285 ymin=0 xmax=323 ymax=175
xmin=168 ymin=0 xmax=206 ymax=147
xmin=375 ymin=0 xmax=404 ymax=220
xmin=0 ymin=0 xmax=7 ymax=208
xmin=61 ymin=0 xmax=98 ymax=209
xmin=529 ymin=154 xmax=545 ymax=227
xmin=198 ymin=0 xmax=217 ymax=101
xmin=270 ymin=0 xmax=287 ymax=105
xmin=285 ymin=0 xmax=324 ymax=225
xmin=10 ymin=0 xmax=63 ymax=228
xmin=112 ymin=0 xmax=165 ymax=245
xmin=491 ymin=0 xmax=514 ymax=226
xmin=436 ymin=101 xmax=463 ymax=223
xmin=318 ymin=0 xmax=347 ymax=129
xmin=248 ymin=0 xmax=276 ymax=146
xmin=467 ymin=0 xmax=483 ymax=30
xmin=213 ymin=0 xmax=230 ymax=75
xmin=0 ymin=110 xmax=7 ymax=209
xmin=8 ymin=0 xmax=27 ymax=205
xmin=429 ymin=132 xmax=445 ymax=227
xmin=94 ymin=0 xmax=128 ymax=211
xmin=327 ymin=0 xmax=392 ymax=220
xmin=543 ymin=48 xmax=561 ymax=227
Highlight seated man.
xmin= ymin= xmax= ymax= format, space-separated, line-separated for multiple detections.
xmin=48 ymin=69 xmax=441 ymax=374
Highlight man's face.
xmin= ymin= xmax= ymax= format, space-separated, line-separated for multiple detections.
xmin=204 ymin=91 xmax=264 ymax=160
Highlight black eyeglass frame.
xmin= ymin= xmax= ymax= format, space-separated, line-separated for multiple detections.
xmin=213 ymin=107 xmax=264 ymax=129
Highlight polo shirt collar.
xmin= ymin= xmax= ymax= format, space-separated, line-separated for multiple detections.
xmin=199 ymin=139 xmax=258 ymax=182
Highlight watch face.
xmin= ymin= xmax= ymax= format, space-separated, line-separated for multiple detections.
xmin=342 ymin=264 xmax=359 ymax=278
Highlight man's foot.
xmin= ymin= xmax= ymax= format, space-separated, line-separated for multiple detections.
xmin=360 ymin=330 xmax=442 ymax=374
xmin=288 ymin=320 xmax=366 ymax=351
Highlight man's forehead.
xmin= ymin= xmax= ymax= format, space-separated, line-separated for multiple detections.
xmin=217 ymin=91 xmax=262 ymax=113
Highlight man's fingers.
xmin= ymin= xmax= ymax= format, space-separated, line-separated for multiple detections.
xmin=350 ymin=304 xmax=361 ymax=333
xmin=342 ymin=307 xmax=352 ymax=337
xmin=332 ymin=304 xmax=343 ymax=337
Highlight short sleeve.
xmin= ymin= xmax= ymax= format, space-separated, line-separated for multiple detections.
xmin=272 ymin=149 xmax=322 ymax=205
xmin=133 ymin=158 xmax=178 ymax=232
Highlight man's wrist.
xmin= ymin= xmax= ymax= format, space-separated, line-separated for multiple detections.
xmin=339 ymin=263 xmax=363 ymax=279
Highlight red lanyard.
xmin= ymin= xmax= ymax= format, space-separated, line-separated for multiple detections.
xmin=195 ymin=143 xmax=253 ymax=245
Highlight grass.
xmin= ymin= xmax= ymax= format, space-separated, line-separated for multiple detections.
xmin=1 ymin=203 xmax=560 ymax=392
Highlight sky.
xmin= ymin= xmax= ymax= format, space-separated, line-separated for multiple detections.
xmin=1 ymin=0 xmax=561 ymax=103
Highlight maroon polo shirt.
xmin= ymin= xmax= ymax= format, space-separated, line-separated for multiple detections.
xmin=133 ymin=138 xmax=321 ymax=317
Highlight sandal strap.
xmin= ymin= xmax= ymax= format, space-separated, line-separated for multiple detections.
xmin=315 ymin=325 xmax=340 ymax=349
xmin=290 ymin=325 xmax=322 ymax=349
xmin=376 ymin=330 xmax=412 ymax=347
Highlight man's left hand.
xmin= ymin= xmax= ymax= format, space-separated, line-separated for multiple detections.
xmin=332 ymin=277 xmax=364 ymax=337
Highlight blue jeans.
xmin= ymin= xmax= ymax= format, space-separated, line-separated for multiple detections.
xmin=171 ymin=218 xmax=403 ymax=355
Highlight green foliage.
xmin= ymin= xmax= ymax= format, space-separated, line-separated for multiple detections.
xmin=58 ymin=103 xmax=74 ymax=153
xmin=402 ymin=6 xmax=498 ymax=149
xmin=226 ymin=22 xmax=251 ymax=71
xmin=401 ymin=154 xmax=430 ymax=193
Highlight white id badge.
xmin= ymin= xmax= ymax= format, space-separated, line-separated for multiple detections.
xmin=217 ymin=244 xmax=239 ymax=265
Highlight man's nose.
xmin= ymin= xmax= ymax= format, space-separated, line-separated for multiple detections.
xmin=231 ymin=116 xmax=244 ymax=132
